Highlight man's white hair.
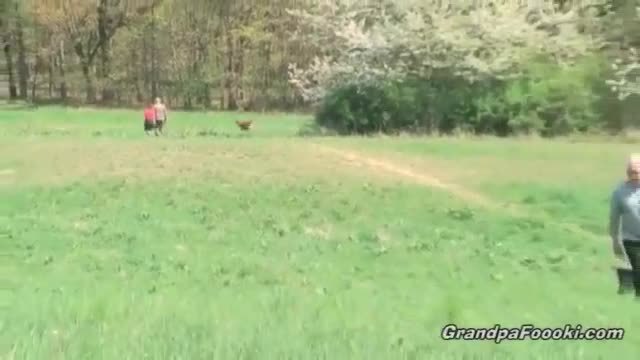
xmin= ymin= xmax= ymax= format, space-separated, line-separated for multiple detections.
xmin=628 ymin=154 xmax=640 ymax=168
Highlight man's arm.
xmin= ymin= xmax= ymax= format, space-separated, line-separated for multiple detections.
xmin=609 ymin=189 xmax=626 ymax=259
xmin=609 ymin=190 xmax=621 ymax=241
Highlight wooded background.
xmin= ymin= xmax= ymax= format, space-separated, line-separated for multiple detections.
xmin=0 ymin=0 xmax=318 ymax=111
xmin=1 ymin=1 xmax=639 ymax=135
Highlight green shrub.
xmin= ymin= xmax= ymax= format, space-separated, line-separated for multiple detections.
xmin=502 ymin=56 xmax=607 ymax=136
xmin=314 ymin=56 xmax=609 ymax=137
xmin=315 ymin=81 xmax=428 ymax=135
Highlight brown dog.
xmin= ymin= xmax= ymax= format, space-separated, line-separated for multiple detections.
xmin=235 ymin=120 xmax=252 ymax=131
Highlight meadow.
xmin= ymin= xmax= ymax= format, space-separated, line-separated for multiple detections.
xmin=1 ymin=103 xmax=640 ymax=359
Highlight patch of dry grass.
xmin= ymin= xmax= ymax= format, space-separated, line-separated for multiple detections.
xmin=0 ymin=139 xmax=410 ymax=189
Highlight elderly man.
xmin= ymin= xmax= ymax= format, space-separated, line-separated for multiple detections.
xmin=610 ymin=154 xmax=640 ymax=296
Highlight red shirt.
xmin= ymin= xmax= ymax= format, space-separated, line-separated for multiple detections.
xmin=144 ymin=107 xmax=155 ymax=122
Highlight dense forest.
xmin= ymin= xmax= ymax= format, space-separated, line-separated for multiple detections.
xmin=1 ymin=0 xmax=640 ymax=135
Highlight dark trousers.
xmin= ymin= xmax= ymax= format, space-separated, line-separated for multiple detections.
xmin=622 ymin=240 xmax=640 ymax=296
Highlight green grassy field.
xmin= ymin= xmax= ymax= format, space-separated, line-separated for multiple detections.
xmin=2 ymin=104 xmax=640 ymax=359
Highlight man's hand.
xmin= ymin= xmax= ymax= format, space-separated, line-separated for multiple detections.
xmin=613 ymin=240 xmax=626 ymax=260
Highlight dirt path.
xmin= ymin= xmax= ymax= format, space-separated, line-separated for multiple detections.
xmin=311 ymin=143 xmax=605 ymax=242
xmin=312 ymin=144 xmax=500 ymax=208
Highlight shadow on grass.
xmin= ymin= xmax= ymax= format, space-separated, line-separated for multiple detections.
xmin=0 ymin=100 xmax=38 ymax=112
xmin=295 ymin=121 xmax=443 ymax=139
xmin=296 ymin=123 xmax=339 ymax=137
xmin=171 ymin=129 xmax=252 ymax=139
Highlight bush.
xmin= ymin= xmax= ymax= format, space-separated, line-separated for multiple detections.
xmin=315 ymin=56 xmax=610 ymax=137
xmin=501 ymin=56 xmax=608 ymax=136
xmin=315 ymin=81 xmax=425 ymax=135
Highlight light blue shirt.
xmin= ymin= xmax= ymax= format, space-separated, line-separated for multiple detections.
xmin=610 ymin=181 xmax=640 ymax=242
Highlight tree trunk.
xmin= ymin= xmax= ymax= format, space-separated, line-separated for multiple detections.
xmin=217 ymin=32 xmax=224 ymax=109
xmin=150 ymin=6 xmax=158 ymax=100
xmin=151 ymin=51 xmax=158 ymax=100
xmin=31 ymin=57 xmax=40 ymax=102
xmin=74 ymin=42 xmax=97 ymax=103
xmin=224 ymin=29 xmax=237 ymax=110
xmin=3 ymin=42 xmax=17 ymax=99
xmin=15 ymin=12 xmax=28 ymax=99
xmin=97 ymin=0 xmax=115 ymax=103
xmin=195 ymin=29 xmax=210 ymax=108
xmin=57 ymin=43 xmax=67 ymax=100
xmin=234 ymin=35 xmax=245 ymax=110
xmin=100 ymin=42 xmax=115 ymax=103
xmin=142 ymin=28 xmax=150 ymax=101
xmin=261 ymin=39 xmax=272 ymax=111
xmin=48 ymin=53 xmax=54 ymax=98
xmin=131 ymin=45 xmax=142 ymax=103
xmin=82 ymin=62 xmax=96 ymax=103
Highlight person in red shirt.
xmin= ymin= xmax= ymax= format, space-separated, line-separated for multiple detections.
xmin=143 ymin=103 xmax=156 ymax=135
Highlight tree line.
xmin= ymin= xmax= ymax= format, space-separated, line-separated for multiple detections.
xmin=1 ymin=0 xmax=640 ymax=136
xmin=0 ymin=0 xmax=317 ymax=111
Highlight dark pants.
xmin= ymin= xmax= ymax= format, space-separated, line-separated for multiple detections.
xmin=622 ymin=240 xmax=640 ymax=296
xmin=144 ymin=120 xmax=155 ymax=131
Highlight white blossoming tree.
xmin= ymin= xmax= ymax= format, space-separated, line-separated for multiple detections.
xmin=608 ymin=49 xmax=640 ymax=100
xmin=606 ymin=2 xmax=640 ymax=100
xmin=287 ymin=0 xmax=606 ymax=106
